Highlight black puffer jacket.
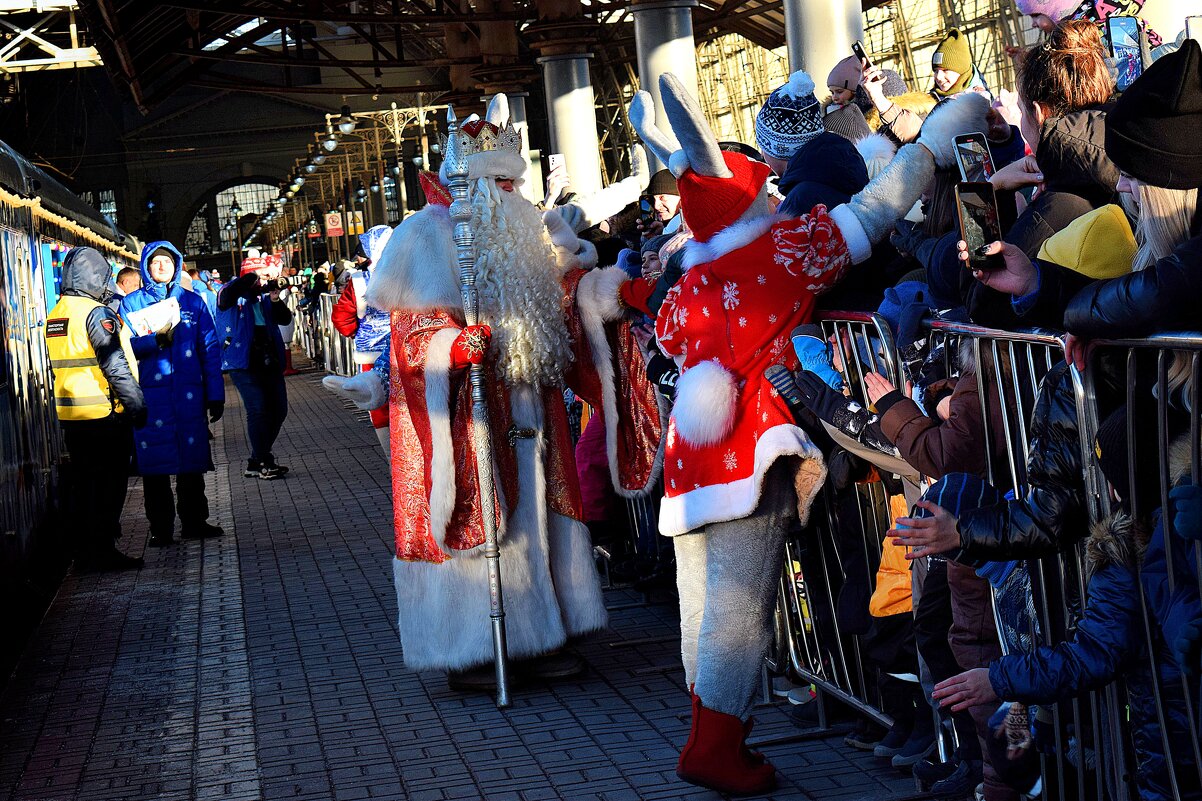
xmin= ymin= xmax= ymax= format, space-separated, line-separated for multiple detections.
xmin=1062 ymin=232 xmax=1202 ymax=337
xmin=954 ymin=362 xmax=1090 ymax=562
xmin=964 ymin=109 xmax=1120 ymax=328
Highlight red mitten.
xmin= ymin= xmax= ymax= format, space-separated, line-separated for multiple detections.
xmin=450 ymin=324 xmax=492 ymax=369
xmin=619 ymin=276 xmax=656 ymax=315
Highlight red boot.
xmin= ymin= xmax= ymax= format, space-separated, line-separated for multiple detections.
xmin=677 ymin=693 xmax=776 ymax=795
xmin=282 ymin=348 xmax=299 ymax=376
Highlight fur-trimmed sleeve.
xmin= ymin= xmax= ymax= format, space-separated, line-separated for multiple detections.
xmin=769 ymin=207 xmax=853 ymax=296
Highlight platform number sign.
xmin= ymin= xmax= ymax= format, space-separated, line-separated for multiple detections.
xmin=325 ymin=212 xmax=344 ymax=238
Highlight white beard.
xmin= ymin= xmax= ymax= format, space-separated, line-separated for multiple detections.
xmin=471 ymin=178 xmax=574 ymax=388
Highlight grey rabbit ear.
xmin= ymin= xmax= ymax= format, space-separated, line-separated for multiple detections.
xmin=658 ymin=73 xmax=730 ymax=179
xmin=628 ymin=90 xmax=684 ymax=174
xmin=485 ymin=94 xmax=509 ymax=126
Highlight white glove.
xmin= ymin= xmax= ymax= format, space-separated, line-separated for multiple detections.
xmin=322 ymin=370 xmax=387 ymax=411
xmin=542 ymin=208 xmax=581 ymax=251
xmin=915 ymin=92 xmax=991 ymax=170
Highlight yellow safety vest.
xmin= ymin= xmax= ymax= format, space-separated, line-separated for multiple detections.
xmin=46 ymin=294 xmax=138 ymax=421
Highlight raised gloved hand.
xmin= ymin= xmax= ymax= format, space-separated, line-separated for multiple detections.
xmin=451 ymin=324 xmax=492 ymax=369
xmin=790 ymin=325 xmax=843 ymax=390
xmin=542 ymin=208 xmax=581 ymax=250
xmin=1170 ymin=484 xmax=1202 ymax=540
xmin=793 ymin=370 xmax=870 ymax=435
xmin=207 ymin=401 xmax=224 ymax=423
xmin=155 ymin=322 xmax=175 ymax=349
xmin=322 ymin=370 xmax=388 ymax=410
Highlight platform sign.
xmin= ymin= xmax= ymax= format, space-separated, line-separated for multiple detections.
xmin=307 ymin=220 xmax=321 ymax=239
xmin=325 ymin=212 xmax=344 ymax=238
xmin=350 ymin=210 xmax=365 ymax=235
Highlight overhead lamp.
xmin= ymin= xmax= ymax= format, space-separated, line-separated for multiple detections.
xmin=411 ymin=155 xmax=424 ymax=167
xmin=230 ymin=199 xmax=242 ymax=214
xmin=369 ymin=176 xmax=380 ymax=193
xmin=313 ymin=152 xmax=327 ymax=166
xmin=322 ymin=122 xmax=339 ymax=152
xmin=430 ymin=142 xmax=441 ymax=154
xmin=304 ymin=162 xmax=317 ymax=174
xmin=337 ymin=105 xmax=356 ymax=135
xmin=355 ymin=181 xmax=368 ymax=200
xmin=390 ymin=161 xmax=401 ymax=177
xmin=285 ymin=190 xmax=295 ymax=198
xmin=293 ymin=174 xmax=306 ymax=187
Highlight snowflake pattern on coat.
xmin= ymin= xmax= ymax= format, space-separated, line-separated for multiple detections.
xmin=654 ymin=207 xmax=851 ymax=534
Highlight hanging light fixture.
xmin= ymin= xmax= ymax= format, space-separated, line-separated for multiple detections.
xmin=230 ymin=199 xmax=242 ymax=214
xmin=304 ymin=162 xmax=317 ymax=174
xmin=337 ymin=105 xmax=356 ymax=135
xmin=390 ymin=160 xmax=401 ymax=177
xmin=355 ymin=180 xmax=367 ymax=200
xmin=369 ymin=176 xmax=380 ymax=193
xmin=322 ymin=122 xmax=339 ymax=152
xmin=313 ymin=152 xmax=327 ymax=166
xmin=285 ymin=189 xmax=295 ymax=198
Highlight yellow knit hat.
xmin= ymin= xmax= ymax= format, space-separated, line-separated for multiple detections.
xmin=1036 ymin=205 xmax=1136 ymax=279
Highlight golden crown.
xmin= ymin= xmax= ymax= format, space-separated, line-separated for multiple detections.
xmin=439 ymin=119 xmax=524 ymax=159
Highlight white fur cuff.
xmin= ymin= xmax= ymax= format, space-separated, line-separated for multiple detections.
xmin=829 ymin=203 xmax=872 ymax=265
xmin=672 ymin=360 xmax=738 ymax=447
xmin=576 ymin=265 xmax=629 ymax=324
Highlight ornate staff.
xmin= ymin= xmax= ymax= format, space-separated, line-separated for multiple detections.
xmin=443 ymin=105 xmax=511 ymax=707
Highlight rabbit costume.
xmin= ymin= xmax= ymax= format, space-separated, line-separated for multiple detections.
xmin=619 ymin=73 xmax=990 ymax=793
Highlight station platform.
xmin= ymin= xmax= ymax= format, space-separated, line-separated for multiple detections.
xmin=0 ymin=360 xmax=914 ymax=801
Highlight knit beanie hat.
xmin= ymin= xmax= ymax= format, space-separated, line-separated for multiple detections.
xmin=1104 ymin=39 xmax=1202 ymax=190
xmin=755 ymin=70 xmax=824 ymax=161
xmin=676 ymin=151 xmax=771 ymax=242
xmin=1014 ymin=0 xmax=1081 ymax=22
xmin=1094 ymin=405 xmax=1162 ymax=513
xmin=828 ymin=56 xmax=863 ymax=92
xmin=646 ymin=169 xmax=678 ymax=196
xmin=823 ymin=103 xmax=873 ymax=143
xmin=932 ymin=29 xmax=974 ymax=96
xmin=640 ymin=233 xmax=673 ymax=255
xmin=1036 ymin=205 xmax=1136 ymax=279
xmin=149 ymin=245 xmax=174 ymax=263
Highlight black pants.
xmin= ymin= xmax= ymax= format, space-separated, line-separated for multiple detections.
xmin=228 ymin=368 xmax=288 ymax=464
xmin=143 ymin=473 xmax=208 ymax=535
xmin=60 ymin=417 xmax=133 ymax=556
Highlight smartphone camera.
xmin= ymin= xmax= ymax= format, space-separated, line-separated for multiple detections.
xmin=639 ymin=197 xmax=656 ymax=228
xmin=957 ymin=182 xmax=1005 ymax=272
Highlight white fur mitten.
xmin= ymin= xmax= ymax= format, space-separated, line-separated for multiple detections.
xmin=323 ymin=370 xmax=387 ymax=411
xmin=915 ymin=92 xmax=991 ymax=170
xmin=542 ymin=208 xmax=580 ymax=250
xmin=559 ymin=145 xmax=651 ymax=233
xmin=831 ymin=142 xmax=936 ymax=264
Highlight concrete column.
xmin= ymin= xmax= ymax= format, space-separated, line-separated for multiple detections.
xmin=535 ymin=53 xmax=603 ymax=196
xmin=632 ymin=0 xmax=699 ymax=171
xmin=783 ymin=0 xmax=864 ymax=88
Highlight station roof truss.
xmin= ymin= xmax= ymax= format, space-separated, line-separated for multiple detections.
xmin=76 ymin=1 xmax=892 ymax=114
xmin=0 ymin=1 xmax=102 ymax=72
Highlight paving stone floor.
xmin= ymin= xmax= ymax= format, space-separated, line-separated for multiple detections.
xmin=0 ymin=359 xmax=915 ymax=801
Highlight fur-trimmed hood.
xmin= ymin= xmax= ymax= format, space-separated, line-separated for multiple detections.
xmin=1086 ymin=512 xmax=1145 ymax=579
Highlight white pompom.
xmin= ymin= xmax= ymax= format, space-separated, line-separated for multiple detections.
xmin=780 ymin=70 xmax=816 ymax=99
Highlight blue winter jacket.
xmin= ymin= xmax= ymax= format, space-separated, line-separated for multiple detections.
xmin=214 ymin=272 xmax=289 ymax=372
xmin=119 ymin=241 xmax=223 ymax=476
xmin=192 ymin=272 xmax=218 ymax=318
xmin=989 ymin=513 xmax=1200 ymax=801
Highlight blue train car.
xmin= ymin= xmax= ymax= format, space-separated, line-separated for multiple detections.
xmin=0 ymin=140 xmax=136 ymax=594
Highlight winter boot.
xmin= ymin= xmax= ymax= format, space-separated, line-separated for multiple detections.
xmin=930 ymin=758 xmax=983 ymax=796
xmin=282 ymin=348 xmax=299 ymax=376
xmin=676 ymin=693 xmax=776 ymax=795
xmin=874 ymin=684 xmax=915 ymax=758
xmin=892 ymin=696 xmax=938 ymax=768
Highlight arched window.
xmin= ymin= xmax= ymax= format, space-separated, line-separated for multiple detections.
xmin=183 ymin=181 xmax=279 ymax=256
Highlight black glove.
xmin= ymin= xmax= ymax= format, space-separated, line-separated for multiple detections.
xmin=794 ymin=370 xmax=877 ymax=440
xmin=155 ymin=323 xmax=175 ymax=349
xmin=207 ymin=401 xmax=225 ymax=423
xmin=127 ymin=406 xmax=148 ymax=429
xmin=646 ymin=353 xmax=679 ymax=400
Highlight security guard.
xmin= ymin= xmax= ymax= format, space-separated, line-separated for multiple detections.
xmin=46 ymin=246 xmax=147 ymax=571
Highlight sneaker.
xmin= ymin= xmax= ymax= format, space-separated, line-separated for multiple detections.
xmin=929 ymin=759 xmax=983 ymax=796
xmin=256 ymin=465 xmax=285 ymax=480
xmin=262 ymin=459 xmax=289 ymax=475
xmin=786 ymin=686 xmax=815 ymax=706
xmin=243 ymin=460 xmax=262 ymax=478
xmin=844 ymin=718 xmax=884 ymax=751
xmin=770 ymin=676 xmax=797 ymax=698
xmin=181 ymin=521 xmax=224 ymax=539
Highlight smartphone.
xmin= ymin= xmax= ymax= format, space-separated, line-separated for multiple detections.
xmin=547 ymin=153 xmax=565 ymax=172
xmin=1187 ymin=15 xmax=1202 ymax=43
xmin=639 ymin=196 xmax=656 ymax=228
xmin=953 ymin=132 xmax=995 ymax=183
xmin=851 ymin=40 xmax=871 ymax=68
xmin=956 ymin=182 xmax=1005 ymax=272
xmin=1106 ymin=15 xmax=1143 ymax=91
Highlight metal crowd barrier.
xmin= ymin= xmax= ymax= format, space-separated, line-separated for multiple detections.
xmin=774 ymin=311 xmax=1202 ymax=801
xmin=311 ymin=291 xmax=356 ymax=378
